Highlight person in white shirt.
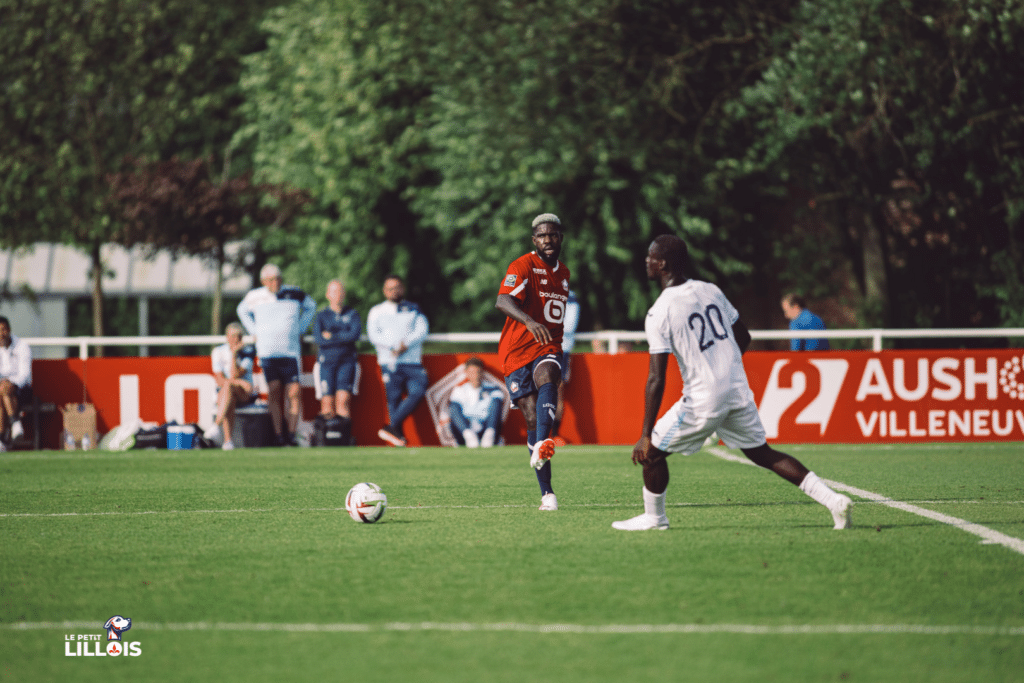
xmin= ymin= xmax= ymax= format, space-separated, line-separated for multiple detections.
xmin=366 ymin=275 xmax=429 ymax=446
xmin=0 ymin=316 xmax=32 ymax=451
xmin=237 ymin=263 xmax=317 ymax=446
xmin=208 ymin=322 xmax=257 ymax=450
xmin=612 ymin=235 xmax=852 ymax=531
xmin=551 ymin=289 xmax=579 ymax=445
xmin=448 ymin=357 xmax=505 ymax=448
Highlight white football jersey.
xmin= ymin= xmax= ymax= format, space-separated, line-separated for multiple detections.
xmin=645 ymin=280 xmax=754 ymax=417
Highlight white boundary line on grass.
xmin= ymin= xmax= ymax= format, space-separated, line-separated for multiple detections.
xmin=706 ymin=446 xmax=1024 ymax=556
xmin=3 ymin=620 xmax=1023 ymax=636
xmin=3 ymin=501 xmax=1024 ymax=520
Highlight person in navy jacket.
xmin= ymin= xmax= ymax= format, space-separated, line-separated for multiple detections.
xmin=314 ymin=279 xmax=362 ymax=440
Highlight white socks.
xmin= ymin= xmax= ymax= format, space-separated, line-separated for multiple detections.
xmin=799 ymin=471 xmax=853 ymax=528
xmin=799 ymin=471 xmax=840 ymax=507
xmin=643 ymin=486 xmax=667 ymax=519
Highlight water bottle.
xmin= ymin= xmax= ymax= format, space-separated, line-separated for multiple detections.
xmin=81 ymin=434 xmax=91 ymax=450
xmin=64 ymin=432 xmax=76 ymax=450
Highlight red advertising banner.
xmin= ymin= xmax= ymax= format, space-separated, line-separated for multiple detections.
xmin=743 ymin=350 xmax=1024 ymax=443
xmin=25 ymin=349 xmax=1024 ymax=449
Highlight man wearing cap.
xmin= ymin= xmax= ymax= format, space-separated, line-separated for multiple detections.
xmin=495 ymin=213 xmax=571 ymax=511
xmin=237 ymin=264 xmax=317 ymax=446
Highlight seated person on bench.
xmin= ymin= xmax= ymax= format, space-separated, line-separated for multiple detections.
xmin=207 ymin=322 xmax=257 ymax=450
xmin=448 ymin=357 xmax=505 ymax=448
xmin=0 ymin=316 xmax=32 ymax=452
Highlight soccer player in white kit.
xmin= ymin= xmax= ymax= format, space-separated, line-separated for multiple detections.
xmin=612 ymin=235 xmax=852 ymax=531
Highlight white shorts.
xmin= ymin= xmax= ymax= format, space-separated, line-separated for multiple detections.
xmin=652 ymin=399 xmax=767 ymax=455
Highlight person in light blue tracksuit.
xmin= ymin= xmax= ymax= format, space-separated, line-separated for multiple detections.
xmin=366 ymin=274 xmax=429 ymax=446
xmin=237 ymin=263 xmax=317 ymax=446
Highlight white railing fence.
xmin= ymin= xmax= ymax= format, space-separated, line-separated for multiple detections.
xmin=18 ymin=328 xmax=1024 ymax=359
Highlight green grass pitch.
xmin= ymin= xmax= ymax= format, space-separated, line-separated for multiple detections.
xmin=2 ymin=442 xmax=1022 ymax=682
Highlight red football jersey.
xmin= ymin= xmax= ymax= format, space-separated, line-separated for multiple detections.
xmin=497 ymin=251 xmax=572 ymax=375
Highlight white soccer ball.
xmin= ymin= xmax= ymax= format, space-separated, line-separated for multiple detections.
xmin=345 ymin=482 xmax=387 ymax=523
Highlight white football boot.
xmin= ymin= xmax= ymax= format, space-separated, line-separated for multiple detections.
xmin=529 ymin=438 xmax=555 ymax=470
xmin=831 ymin=494 xmax=853 ymax=530
xmin=539 ymin=493 xmax=558 ymax=511
xmin=611 ymin=513 xmax=670 ymax=531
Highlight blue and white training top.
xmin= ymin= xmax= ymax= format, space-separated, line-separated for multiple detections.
xmin=450 ymin=380 xmax=504 ymax=424
xmin=314 ymin=305 xmax=362 ymax=365
xmin=210 ymin=343 xmax=257 ymax=389
xmin=237 ymin=285 xmax=317 ymax=359
xmin=366 ymin=300 xmax=429 ymax=369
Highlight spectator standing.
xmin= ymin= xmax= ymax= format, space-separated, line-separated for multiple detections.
xmin=313 ymin=279 xmax=361 ymax=444
xmin=207 ymin=322 xmax=257 ymax=450
xmin=0 ymin=316 xmax=31 ymax=451
xmin=367 ymin=275 xmax=429 ymax=447
xmin=448 ymin=357 xmax=505 ymax=448
xmin=237 ymin=263 xmax=317 ymax=446
xmin=781 ymin=293 xmax=830 ymax=351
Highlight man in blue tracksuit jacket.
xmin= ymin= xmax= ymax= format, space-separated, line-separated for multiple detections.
xmin=237 ymin=263 xmax=317 ymax=445
xmin=313 ymin=279 xmax=362 ymax=443
xmin=366 ymin=274 xmax=429 ymax=447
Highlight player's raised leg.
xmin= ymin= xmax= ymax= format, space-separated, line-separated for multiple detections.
xmin=741 ymin=444 xmax=852 ymax=529
xmin=530 ymin=360 xmax=560 ymax=468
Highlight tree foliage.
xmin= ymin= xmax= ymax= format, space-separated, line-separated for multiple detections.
xmin=106 ymin=155 xmax=310 ymax=332
xmin=720 ymin=0 xmax=1024 ymax=329
xmin=5 ymin=0 xmax=1023 ymax=340
xmin=238 ymin=0 xmax=791 ymax=331
xmin=1 ymin=0 xmax=276 ymax=334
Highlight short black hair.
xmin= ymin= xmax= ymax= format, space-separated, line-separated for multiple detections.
xmin=465 ymin=357 xmax=484 ymax=370
xmin=0 ymin=316 xmax=9 ymax=329
xmin=651 ymin=235 xmax=692 ymax=276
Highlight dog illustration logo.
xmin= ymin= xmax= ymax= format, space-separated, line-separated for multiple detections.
xmin=104 ymin=615 xmax=132 ymax=641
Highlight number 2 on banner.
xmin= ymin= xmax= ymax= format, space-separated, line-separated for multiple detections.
xmin=688 ymin=304 xmax=729 ymax=352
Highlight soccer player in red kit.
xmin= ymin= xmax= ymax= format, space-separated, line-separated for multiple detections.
xmin=495 ymin=213 xmax=571 ymax=511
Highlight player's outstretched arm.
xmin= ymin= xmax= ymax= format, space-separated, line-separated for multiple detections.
xmin=633 ymin=352 xmax=669 ymax=465
xmin=732 ymin=319 xmax=752 ymax=354
xmin=495 ymin=294 xmax=552 ymax=344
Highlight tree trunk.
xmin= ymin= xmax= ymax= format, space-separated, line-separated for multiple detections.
xmin=90 ymin=241 xmax=105 ymax=358
xmin=859 ymin=209 xmax=888 ymax=326
xmin=211 ymin=240 xmax=225 ymax=335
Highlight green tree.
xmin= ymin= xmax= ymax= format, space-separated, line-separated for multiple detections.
xmin=238 ymin=0 xmax=791 ymax=332
xmin=0 ymin=0 xmax=278 ymax=338
xmin=719 ymin=0 xmax=1024 ymax=331
xmin=106 ymin=155 xmax=309 ymax=333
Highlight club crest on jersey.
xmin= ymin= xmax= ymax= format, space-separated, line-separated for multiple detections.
xmin=510 ymin=381 xmax=519 ymax=393
xmin=504 ymin=274 xmax=517 ymax=287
